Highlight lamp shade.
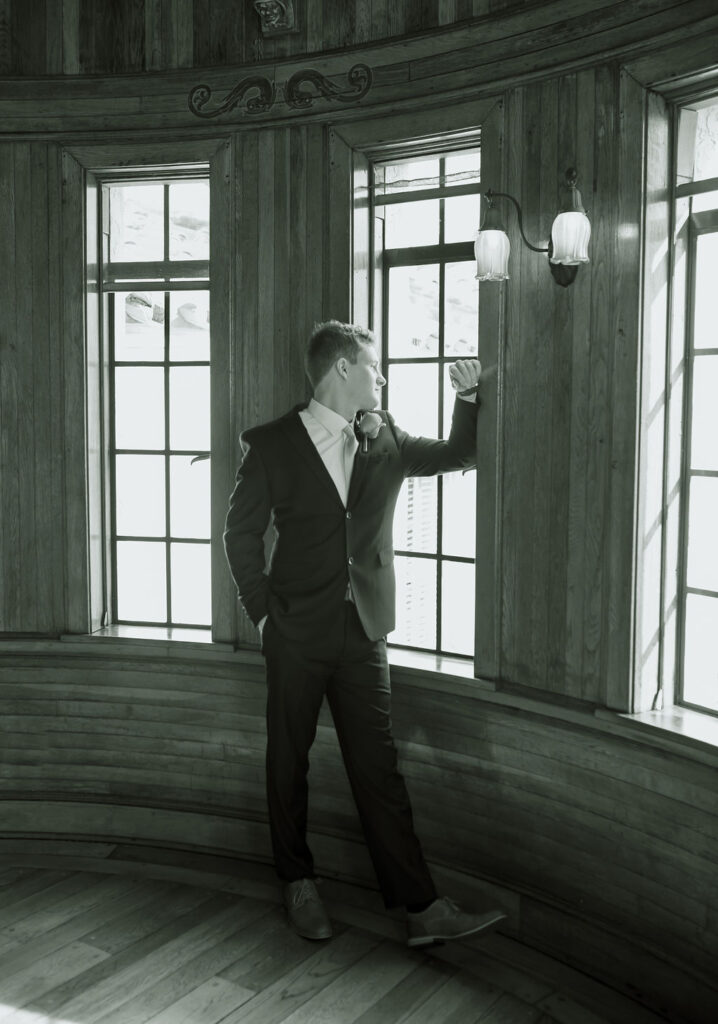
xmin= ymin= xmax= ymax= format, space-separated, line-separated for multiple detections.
xmin=475 ymin=229 xmax=510 ymax=281
xmin=550 ymin=211 xmax=590 ymax=265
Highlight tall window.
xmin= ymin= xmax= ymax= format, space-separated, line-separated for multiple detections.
xmin=100 ymin=176 xmax=211 ymax=629
xmin=372 ymin=150 xmax=481 ymax=656
xmin=675 ymin=100 xmax=718 ymax=714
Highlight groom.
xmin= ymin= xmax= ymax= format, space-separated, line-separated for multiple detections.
xmin=224 ymin=320 xmax=505 ymax=947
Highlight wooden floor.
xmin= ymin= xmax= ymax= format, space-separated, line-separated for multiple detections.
xmin=0 ymin=846 xmax=669 ymax=1024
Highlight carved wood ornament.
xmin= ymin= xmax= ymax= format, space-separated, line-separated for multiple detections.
xmin=253 ymin=1 xmax=296 ymax=36
xmin=188 ymin=63 xmax=372 ymax=118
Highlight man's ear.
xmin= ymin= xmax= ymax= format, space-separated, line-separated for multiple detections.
xmin=336 ymin=357 xmax=348 ymax=379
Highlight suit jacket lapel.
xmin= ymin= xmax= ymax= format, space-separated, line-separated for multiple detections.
xmin=281 ymin=407 xmax=345 ymax=507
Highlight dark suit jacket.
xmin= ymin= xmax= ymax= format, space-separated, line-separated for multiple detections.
xmin=223 ymin=397 xmax=479 ymax=646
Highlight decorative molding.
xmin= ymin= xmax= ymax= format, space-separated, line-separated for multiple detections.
xmin=253 ymin=0 xmax=297 ymax=36
xmin=188 ymin=76 xmax=276 ymax=118
xmin=187 ymin=63 xmax=372 ymax=120
xmin=284 ymin=63 xmax=372 ymax=110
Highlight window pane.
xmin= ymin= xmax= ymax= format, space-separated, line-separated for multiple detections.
xmin=388 ymin=265 xmax=439 ymax=358
xmin=116 ymin=541 xmax=166 ymax=621
xmin=686 ymin=476 xmax=718 ymax=593
xmin=694 ymin=234 xmax=718 ymax=349
xmin=393 ymin=555 xmax=437 ymax=649
xmin=693 ymin=102 xmax=718 ymax=183
xmin=109 ymin=184 xmax=164 ymax=262
xmin=115 ymin=455 xmax=165 ymax=537
xmin=388 ymin=363 xmax=439 ymax=438
xmin=169 ymin=290 xmax=210 ymax=362
xmin=379 ymin=156 xmax=441 ymax=196
xmin=394 ymin=477 xmax=437 ymax=553
xmin=691 ymin=189 xmax=718 ymax=213
xmin=444 ymin=263 xmax=479 ymax=356
xmin=171 ymin=456 xmax=210 ymax=539
xmin=690 ymin=355 xmax=718 ymax=469
xmin=683 ymin=593 xmax=718 ymax=713
xmin=115 ymin=291 xmax=165 ymax=361
xmin=171 ymin=543 xmax=211 ymax=625
xmin=444 ymin=150 xmax=480 ymax=185
xmin=169 ymin=366 xmax=210 ymax=451
xmin=169 ymin=181 xmax=210 ymax=261
xmin=385 ymin=199 xmax=440 ymax=248
xmin=442 ymin=470 xmax=476 ymax=558
xmin=114 ymin=367 xmax=165 ymax=450
xmin=444 ymin=194 xmax=481 ymax=243
xmin=441 ymin=560 xmax=475 ymax=657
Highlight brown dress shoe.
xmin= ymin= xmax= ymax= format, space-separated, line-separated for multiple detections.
xmin=284 ymin=878 xmax=333 ymax=940
xmin=407 ymin=896 xmax=506 ymax=947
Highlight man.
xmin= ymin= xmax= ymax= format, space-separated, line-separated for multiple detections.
xmin=224 ymin=320 xmax=505 ymax=947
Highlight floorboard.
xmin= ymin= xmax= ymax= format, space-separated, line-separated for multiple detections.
xmin=0 ymin=847 xmax=671 ymax=1024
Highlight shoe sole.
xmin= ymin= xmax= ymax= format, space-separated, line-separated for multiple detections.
xmin=407 ymin=910 xmax=506 ymax=948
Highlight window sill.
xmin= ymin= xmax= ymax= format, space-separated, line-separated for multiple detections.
xmin=54 ymin=625 xmax=253 ymax=663
xmin=595 ymin=705 xmax=718 ymax=766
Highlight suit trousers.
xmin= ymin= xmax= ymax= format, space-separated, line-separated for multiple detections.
xmin=262 ymin=600 xmax=437 ymax=909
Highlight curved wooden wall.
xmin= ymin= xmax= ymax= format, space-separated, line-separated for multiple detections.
xmin=0 ymin=642 xmax=716 ymax=1022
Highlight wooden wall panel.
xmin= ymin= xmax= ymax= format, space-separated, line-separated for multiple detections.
xmin=0 ymin=142 xmax=66 ymax=635
xmin=496 ymin=64 xmax=645 ymax=707
xmin=0 ymin=648 xmax=716 ymax=1020
xmin=0 ymin=0 xmax=711 ymax=77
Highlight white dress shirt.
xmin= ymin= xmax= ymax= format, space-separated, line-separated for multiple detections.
xmin=299 ymin=398 xmax=357 ymax=506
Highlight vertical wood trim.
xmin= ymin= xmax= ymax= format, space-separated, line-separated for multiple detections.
xmin=210 ymin=138 xmax=237 ymax=643
xmin=474 ymin=98 xmax=504 ymax=682
xmin=326 ymin=129 xmax=352 ymax=323
xmin=0 ymin=0 xmax=10 ymax=75
xmin=233 ymin=131 xmax=262 ymax=647
xmin=370 ymin=0 xmax=388 ymax=41
xmin=352 ymin=150 xmax=371 ymax=328
xmin=47 ymin=143 xmax=67 ymax=632
xmin=583 ymin=64 xmax=616 ymax=702
xmin=0 ymin=142 xmax=17 ymax=627
xmin=565 ymin=67 xmax=595 ymax=697
xmin=289 ymin=126 xmax=309 ymax=388
xmin=31 ymin=144 xmax=54 ymax=632
xmin=176 ymin=0 xmax=194 ymax=67
xmin=271 ymin=129 xmax=290 ymax=413
xmin=604 ymin=70 xmax=646 ymax=711
xmin=15 ymin=143 xmax=36 ymax=629
xmin=547 ymin=72 xmax=577 ymax=692
xmin=46 ymin=0 xmax=63 ymax=74
xmin=499 ymin=84 xmax=524 ymax=684
xmin=62 ymin=0 xmax=80 ymax=74
xmin=305 ymin=124 xmax=325 ymax=392
xmin=145 ymin=0 xmax=162 ymax=70
xmin=62 ymin=147 xmax=91 ymax=634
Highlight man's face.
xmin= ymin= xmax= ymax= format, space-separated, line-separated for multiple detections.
xmin=345 ymin=343 xmax=386 ymax=410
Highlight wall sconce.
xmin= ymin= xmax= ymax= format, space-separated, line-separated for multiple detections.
xmin=475 ymin=168 xmax=591 ymax=287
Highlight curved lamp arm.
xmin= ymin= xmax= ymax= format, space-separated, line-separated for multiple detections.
xmin=484 ymin=189 xmax=549 ymax=254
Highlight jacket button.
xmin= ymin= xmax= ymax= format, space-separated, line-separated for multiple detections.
xmin=346 ymin=511 xmax=352 ymax=519
xmin=348 ymin=556 xmax=354 ymax=565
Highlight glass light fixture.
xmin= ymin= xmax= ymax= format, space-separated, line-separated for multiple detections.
xmin=476 ymin=168 xmax=590 ymax=287
xmin=550 ymin=169 xmax=591 ymax=267
xmin=475 ymin=202 xmax=510 ymax=281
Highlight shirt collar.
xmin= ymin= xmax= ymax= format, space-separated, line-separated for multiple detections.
xmin=306 ymin=398 xmax=353 ymax=438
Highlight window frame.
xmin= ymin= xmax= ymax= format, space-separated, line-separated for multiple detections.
xmin=61 ymin=138 xmax=237 ymax=644
xmin=370 ymin=155 xmax=481 ymax=657
xmin=675 ymin=203 xmax=718 ymax=716
xmin=99 ymin=174 xmax=212 ymax=630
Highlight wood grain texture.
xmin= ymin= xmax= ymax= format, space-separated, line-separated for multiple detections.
xmin=0 ymin=651 xmax=716 ymax=1020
